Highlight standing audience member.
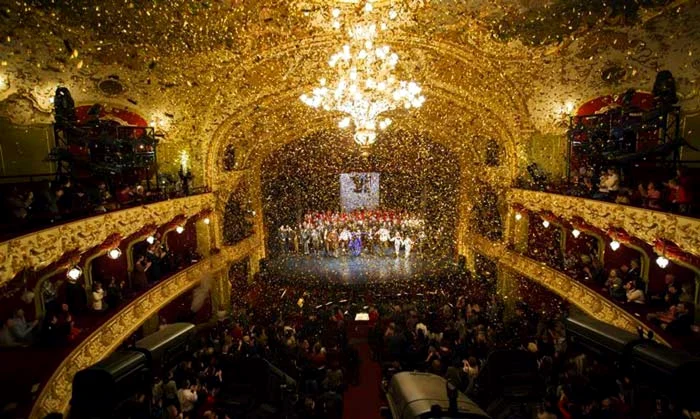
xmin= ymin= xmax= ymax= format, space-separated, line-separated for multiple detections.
xmin=92 ymin=282 xmax=107 ymax=312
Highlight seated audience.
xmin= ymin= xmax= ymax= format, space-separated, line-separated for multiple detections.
xmin=639 ymin=182 xmax=662 ymax=210
xmin=625 ymin=281 xmax=645 ymax=304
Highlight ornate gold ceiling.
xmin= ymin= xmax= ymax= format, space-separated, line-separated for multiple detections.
xmin=0 ymin=0 xmax=698 ymax=188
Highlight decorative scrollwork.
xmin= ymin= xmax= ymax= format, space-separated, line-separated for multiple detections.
xmin=509 ymin=189 xmax=700 ymax=258
xmin=0 ymin=194 xmax=216 ymax=288
xmin=30 ymin=236 xmax=258 ymax=419
xmin=467 ymin=233 xmax=669 ymax=347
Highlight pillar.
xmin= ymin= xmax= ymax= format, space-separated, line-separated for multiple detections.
xmin=505 ymin=206 xmax=529 ymax=253
xmin=195 ymin=217 xmax=213 ymax=256
xmin=209 ymin=269 xmax=231 ymax=317
xmin=496 ymin=263 xmax=519 ymax=319
xmin=248 ymin=165 xmax=266 ymax=282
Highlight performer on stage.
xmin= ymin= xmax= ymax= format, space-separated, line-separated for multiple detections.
xmin=417 ymin=229 xmax=427 ymax=256
xmin=339 ymin=227 xmax=351 ymax=254
xmin=349 ymin=229 xmax=363 ymax=257
xmin=403 ymin=235 xmax=414 ymax=258
xmin=376 ymin=223 xmax=391 ymax=256
xmin=390 ymin=231 xmax=403 ymax=258
xmin=311 ymin=226 xmax=321 ymax=256
xmin=291 ymin=225 xmax=300 ymax=254
xmin=328 ymin=228 xmax=339 ymax=257
xmin=301 ymin=224 xmax=311 ymax=255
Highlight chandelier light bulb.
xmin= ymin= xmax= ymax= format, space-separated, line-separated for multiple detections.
xmin=572 ymin=229 xmax=581 ymax=238
xmin=108 ymin=248 xmax=122 ymax=260
xmin=175 ymin=225 xmax=185 ymax=234
xmin=542 ymin=220 xmax=550 ymax=228
xmin=656 ymin=255 xmax=669 ymax=269
xmin=66 ymin=266 xmax=82 ymax=281
xmin=364 ymin=2 xmax=373 ymax=12
xmin=514 ymin=212 xmax=522 ymax=221
xmin=146 ymin=235 xmax=156 ymax=245
xmin=388 ymin=9 xmax=398 ymax=20
xmin=332 ymin=8 xmax=341 ymax=18
xmin=610 ymin=240 xmax=621 ymax=251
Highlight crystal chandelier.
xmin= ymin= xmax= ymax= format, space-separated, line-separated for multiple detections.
xmin=300 ymin=7 xmax=425 ymax=151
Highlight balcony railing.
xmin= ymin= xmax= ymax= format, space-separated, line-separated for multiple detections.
xmin=29 ymin=237 xmax=257 ymax=418
xmin=509 ymin=189 xmax=700 ymax=258
xmin=0 ymin=193 xmax=215 ymax=287
xmin=467 ymin=234 xmax=670 ymax=346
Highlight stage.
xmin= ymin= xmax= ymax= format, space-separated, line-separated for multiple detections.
xmin=263 ymin=253 xmax=459 ymax=285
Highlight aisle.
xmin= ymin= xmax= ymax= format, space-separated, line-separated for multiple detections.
xmin=343 ymin=340 xmax=383 ymax=419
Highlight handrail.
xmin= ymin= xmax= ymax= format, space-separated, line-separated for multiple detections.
xmin=0 ymin=193 xmax=215 ymax=287
xmin=30 ymin=236 xmax=258 ymax=418
xmin=468 ymin=234 xmax=670 ymax=347
xmin=509 ymin=189 xmax=700 ymax=258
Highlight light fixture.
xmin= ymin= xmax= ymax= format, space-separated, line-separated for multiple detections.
xmin=203 ymin=217 xmax=211 ymax=225
xmin=610 ymin=240 xmax=621 ymax=251
xmin=656 ymin=255 xmax=669 ymax=269
xmin=565 ymin=101 xmax=575 ymax=114
xmin=146 ymin=236 xmax=156 ymax=245
xmin=66 ymin=266 xmax=83 ymax=281
xmin=572 ymin=229 xmax=581 ymax=238
xmin=300 ymin=7 xmax=425 ymax=153
xmin=0 ymin=74 xmax=8 ymax=91
xmin=179 ymin=150 xmax=190 ymax=174
xmin=514 ymin=212 xmax=523 ymax=221
xmin=107 ymin=248 xmax=122 ymax=260
xmin=175 ymin=225 xmax=185 ymax=234
xmin=542 ymin=220 xmax=550 ymax=228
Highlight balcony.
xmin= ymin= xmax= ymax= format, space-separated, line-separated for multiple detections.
xmin=508 ymin=189 xmax=700 ymax=258
xmin=468 ymin=233 xmax=700 ymax=353
xmin=0 ymin=193 xmax=215 ymax=287
xmin=3 ymin=237 xmax=257 ymax=419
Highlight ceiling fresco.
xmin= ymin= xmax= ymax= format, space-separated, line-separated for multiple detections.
xmin=0 ymin=0 xmax=697 ymax=185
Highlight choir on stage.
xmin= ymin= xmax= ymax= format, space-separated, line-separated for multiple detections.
xmin=276 ymin=210 xmax=429 ymax=258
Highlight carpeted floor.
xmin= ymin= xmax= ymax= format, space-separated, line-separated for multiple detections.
xmin=343 ymin=340 xmax=383 ymax=419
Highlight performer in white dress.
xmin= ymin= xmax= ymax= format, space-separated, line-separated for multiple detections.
xmin=403 ymin=236 xmax=414 ymax=258
xmin=339 ymin=227 xmax=351 ymax=254
xmin=377 ymin=225 xmax=391 ymax=256
xmin=390 ymin=232 xmax=403 ymax=258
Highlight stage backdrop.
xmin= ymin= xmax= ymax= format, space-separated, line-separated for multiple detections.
xmin=340 ymin=172 xmax=380 ymax=212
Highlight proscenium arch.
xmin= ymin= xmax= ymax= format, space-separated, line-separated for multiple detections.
xmin=205 ymin=87 xmax=523 ymax=189
xmin=200 ymin=33 xmax=531 ymax=181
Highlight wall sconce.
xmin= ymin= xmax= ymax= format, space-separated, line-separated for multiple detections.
xmin=572 ymin=229 xmax=581 ymax=238
xmin=610 ymin=240 xmax=621 ymax=251
xmin=656 ymin=255 xmax=669 ymax=269
xmin=542 ymin=220 xmax=550 ymax=228
xmin=146 ymin=236 xmax=156 ymax=244
xmin=66 ymin=266 xmax=83 ymax=281
xmin=0 ymin=74 xmax=9 ymax=91
xmin=514 ymin=212 xmax=523 ymax=221
xmin=108 ymin=248 xmax=122 ymax=260
xmin=175 ymin=225 xmax=185 ymax=234
xmin=203 ymin=217 xmax=211 ymax=225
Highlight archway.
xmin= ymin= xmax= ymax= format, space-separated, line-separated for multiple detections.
xmin=260 ymin=129 xmax=461 ymax=257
